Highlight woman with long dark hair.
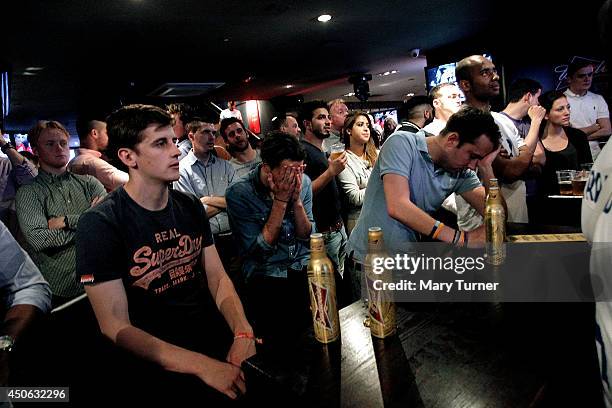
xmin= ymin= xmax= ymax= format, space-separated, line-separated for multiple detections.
xmin=533 ymin=90 xmax=592 ymax=224
xmin=537 ymin=90 xmax=592 ymax=196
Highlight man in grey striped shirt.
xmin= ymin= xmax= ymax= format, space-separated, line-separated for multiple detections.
xmin=16 ymin=120 xmax=105 ymax=305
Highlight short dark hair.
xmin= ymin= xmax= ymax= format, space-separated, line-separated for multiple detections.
xmin=441 ymin=106 xmax=500 ymax=149
xmin=538 ymin=90 xmax=566 ymax=113
xmin=399 ymin=96 xmax=432 ymax=121
xmin=298 ymin=100 xmax=328 ymax=129
xmin=271 ymin=113 xmax=296 ymax=131
xmin=506 ymin=78 xmax=542 ymax=103
xmin=106 ymin=104 xmax=172 ymax=170
xmin=260 ymin=131 xmax=306 ymax=169
xmin=76 ymin=116 xmax=105 ymax=142
xmin=29 ymin=120 xmax=70 ymax=148
xmin=219 ymin=117 xmax=246 ymax=140
xmin=567 ymin=60 xmax=594 ymax=78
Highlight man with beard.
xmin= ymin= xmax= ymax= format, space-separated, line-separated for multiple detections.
xmin=219 ymin=118 xmax=261 ymax=179
xmin=456 ymin=55 xmax=544 ymax=224
xmin=69 ymin=116 xmax=128 ymax=192
xmin=397 ymin=96 xmax=434 ymax=133
xmin=299 ymin=101 xmax=348 ymax=281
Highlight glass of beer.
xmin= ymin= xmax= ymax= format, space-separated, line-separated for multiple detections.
xmin=329 ymin=143 xmax=345 ymax=161
xmin=556 ymin=170 xmax=575 ymax=195
xmin=571 ymin=170 xmax=589 ymax=196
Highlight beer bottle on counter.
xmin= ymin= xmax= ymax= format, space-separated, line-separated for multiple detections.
xmin=307 ymin=233 xmax=340 ymax=343
xmin=364 ymin=227 xmax=396 ymax=338
xmin=485 ymin=179 xmax=506 ymax=265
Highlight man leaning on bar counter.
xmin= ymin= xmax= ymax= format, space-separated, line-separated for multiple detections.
xmin=348 ymin=106 xmax=501 ymax=261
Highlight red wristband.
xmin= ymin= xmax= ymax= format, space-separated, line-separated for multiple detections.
xmin=234 ymin=332 xmax=263 ymax=344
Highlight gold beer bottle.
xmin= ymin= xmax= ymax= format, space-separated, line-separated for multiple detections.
xmin=363 ymin=227 xmax=396 ymax=338
xmin=485 ymin=179 xmax=506 ymax=265
xmin=307 ymin=233 xmax=340 ymax=343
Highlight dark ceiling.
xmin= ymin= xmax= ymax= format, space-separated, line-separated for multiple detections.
xmin=2 ymin=0 xmax=608 ymax=128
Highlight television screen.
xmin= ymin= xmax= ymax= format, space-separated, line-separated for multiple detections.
xmin=373 ymin=109 xmax=398 ymax=130
xmin=426 ymin=62 xmax=457 ymax=89
xmin=13 ymin=133 xmax=34 ymax=154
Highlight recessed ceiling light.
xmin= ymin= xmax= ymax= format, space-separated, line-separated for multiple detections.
xmin=285 ymin=84 xmax=294 ymax=89
xmin=25 ymin=67 xmax=45 ymax=72
xmin=317 ymin=14 xmax=332 ymax=22
xmin=406 ymin=93 xmax=415 ymax=97
xmin=22 ymin=72 xmax=38 ymax=76
xmin=223 ymin=38 xmax=230 ymax=42
xmin=343 ymin=92 xmax=355 ymax=97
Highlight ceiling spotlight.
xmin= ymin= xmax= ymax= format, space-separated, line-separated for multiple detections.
xmin=406 ymin=93 xmax=415 ymax=97
xmin=285 ymin=84 xmax=294 ymax=89
xmin=25 ymin=66 xmax=45 ymax=72
xmin=317 ymin=14 xmax=332 ymax=22
xmin=343 ymin=92 xmax=355 ymax=97
xmin=22 ymin=71 xmax=38 ymax=76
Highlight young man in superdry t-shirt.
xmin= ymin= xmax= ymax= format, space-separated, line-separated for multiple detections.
xmin=76 ymin=104 xmax=255 ymax=405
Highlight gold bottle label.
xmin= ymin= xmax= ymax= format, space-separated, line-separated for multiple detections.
xmin=308 ymin=262 xmax=340 ymax=343
xmin=364 ymin=260 xmax=396 ymax=338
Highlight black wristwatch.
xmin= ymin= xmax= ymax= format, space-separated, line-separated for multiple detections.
xmin=0 ymin=142 xmax=15 ymax=154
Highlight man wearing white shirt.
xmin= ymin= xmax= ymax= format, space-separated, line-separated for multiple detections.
xmin=219 ymin=101 xmax=243 ymax=122
xmin=564 ymin=61 xmax=611 ymax=160
xmin=423 ymin=83 xmax=463 ymax=135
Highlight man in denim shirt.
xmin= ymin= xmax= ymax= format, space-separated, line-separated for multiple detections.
xmin=226 ymin=132 xmax=314 ymax=341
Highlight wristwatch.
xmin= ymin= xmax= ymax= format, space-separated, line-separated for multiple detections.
xmin=0 ymin=142 xmax=15 ymax=154
xmin=0 ymin=335 xmax=15 ymax=352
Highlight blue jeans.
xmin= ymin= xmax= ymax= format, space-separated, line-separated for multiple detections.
xmin=322 ymin=226 xmax=347 ymax=278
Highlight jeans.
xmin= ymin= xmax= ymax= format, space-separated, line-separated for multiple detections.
xmin=322 ymin=226 xmax=347 ymax=278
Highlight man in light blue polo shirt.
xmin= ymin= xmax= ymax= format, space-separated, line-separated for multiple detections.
xmin=348 ymin=106 xmax=501 ymax=260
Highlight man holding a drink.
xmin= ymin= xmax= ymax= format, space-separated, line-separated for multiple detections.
xmin=299 ymin=101 xmax=348 ymax=282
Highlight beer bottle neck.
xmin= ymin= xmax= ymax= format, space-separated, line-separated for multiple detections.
xmin=368 ymin=238 xmax=385 ymax=252
xmin=311 ymin=240 xmax=327 ymax=257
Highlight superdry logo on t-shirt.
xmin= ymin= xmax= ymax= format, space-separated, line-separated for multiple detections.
xmin=129 ymin=233 xmax=203 ymax=293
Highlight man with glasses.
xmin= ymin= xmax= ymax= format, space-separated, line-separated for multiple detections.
xmin=564 ymin=60 xmax=611 ymax=160
xmin=220 ymin=118 xmax=261 ymax=179
xmin=174 ymin=117 xmax=239 ymax=283
xmin=456 ymin=55 xmax=544 ymax=224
